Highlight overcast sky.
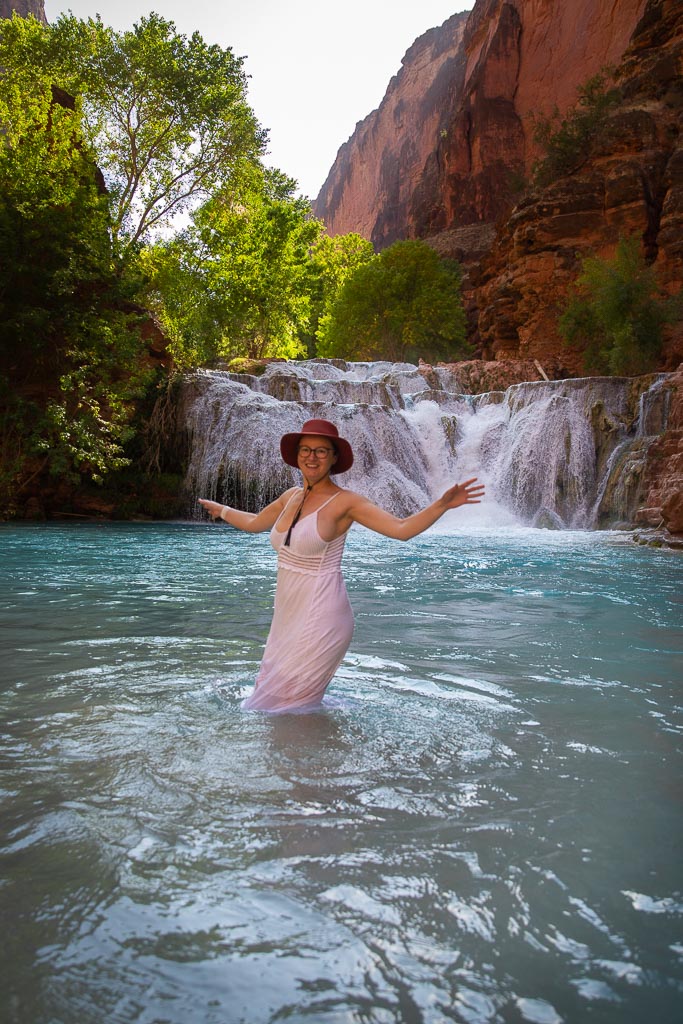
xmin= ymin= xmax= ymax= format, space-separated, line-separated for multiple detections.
xmin=44 ymin=0 xmax=471 ymax=200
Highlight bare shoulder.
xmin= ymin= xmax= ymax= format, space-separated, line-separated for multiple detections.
xmin=334 ymin=487 xmax=361 ymax=506
xmin=334 ymin=488 xmax=374 ymax=515
xmin=277 ymin=485 xmax=301 ymax=506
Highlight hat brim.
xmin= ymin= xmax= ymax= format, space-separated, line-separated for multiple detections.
xmin=280 ymin=431 xmax=353 ymax=474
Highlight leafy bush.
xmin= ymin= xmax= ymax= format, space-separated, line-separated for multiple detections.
xmin=317 ymin=240 xmax=470 ymax=364
xmin=304 ymin=233 xmax=375 ymax=356
xmin=559 ymin=236 xmax=677 ymax=375
xmin=531 ymin=70 xmax=622 ymax=187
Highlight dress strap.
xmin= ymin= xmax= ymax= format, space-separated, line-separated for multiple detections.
xmin=317 ymin=492 xmax=342 ymax=512
xmin=275 ymin=489 xmax=303 ymax=526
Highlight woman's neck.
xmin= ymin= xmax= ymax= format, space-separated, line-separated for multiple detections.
xmin=301 ymin=472 xmax=337 ymax=494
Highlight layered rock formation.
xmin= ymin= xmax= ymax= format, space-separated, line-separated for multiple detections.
xmin=314 ymin=0 xmax=647 ymax=247
xmin=315 ymin=0 xmax=682 ymax=379
xmin=635 ymin=366 xmax=683 ymax=534
xmin=314 ymin=12 xmax=470 ymax=250
xmin=474 ymin=0 xmax=683 ymax=368
xmin=417 ymin=356 xmax=555 ymax=393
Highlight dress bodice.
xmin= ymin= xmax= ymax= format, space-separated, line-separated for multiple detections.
xmin=271 ymin=492 xmax=348 ymax=576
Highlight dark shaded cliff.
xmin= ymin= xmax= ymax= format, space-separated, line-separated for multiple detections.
xmin=473 ymin=0 xmax=683 ymax=367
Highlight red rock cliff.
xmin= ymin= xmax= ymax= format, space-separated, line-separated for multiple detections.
xmin=313 ymin=12 xmax=469 ymax=250
xmin=314 ymin=0 xmax=646 ymax=246
xmin=0 ymin=0 xmax=46 ymax=20
xmin=473 ymin=0 xmax=683 ymax=368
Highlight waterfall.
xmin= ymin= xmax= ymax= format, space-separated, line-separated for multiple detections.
xmin=177 ymin=360 xmax=671 ymax=529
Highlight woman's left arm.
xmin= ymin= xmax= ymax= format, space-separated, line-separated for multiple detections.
xmin=344 ymin=479 xmax=485 ymax=541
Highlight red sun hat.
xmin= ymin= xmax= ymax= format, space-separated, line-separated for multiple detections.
xmin=280 ymin=418 xmax=354 ymax=475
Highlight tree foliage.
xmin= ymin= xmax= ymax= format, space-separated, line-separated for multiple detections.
xmin=531 ymin=70 xmax=622 ymax=188
xmin=317 ymin=240 xmax=469 ymax=363
xmin=0 ymin=9 xmax=276 ymax=513
xmin=0 ymin=61 xmax=152 ymax=492
xmin=559 ymin=236 xmax=676 ymax=375
xmin=143 ymin=168 xmax=323 ymax=365
xmin=0 ymin=11 xmax=266 ymax=257
xmin=303 ymin=233 xmax=375 ymax=355
xmin=2 ymin=10 xmax=467 ymax=515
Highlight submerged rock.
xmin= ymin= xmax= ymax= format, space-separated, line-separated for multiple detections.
xmin=532 ymin=507 xmax=566 ymax=530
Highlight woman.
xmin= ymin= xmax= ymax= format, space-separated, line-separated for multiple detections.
xmin=199 ymin=418 xmax=484 ymax=713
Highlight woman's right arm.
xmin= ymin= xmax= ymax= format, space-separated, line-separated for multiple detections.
xmin=198 ymin=489 xmax=297 ymax=533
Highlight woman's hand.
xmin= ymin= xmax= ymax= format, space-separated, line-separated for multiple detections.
xmin=198 ymin=499 xmax=224 ymax=520
xmin=342 ymin=477 xmax=486 ymax=541
xmin=441 ymin=478 xmax=485 ymax=510
xmin=197 ymin=491 xmax=295 ymax=533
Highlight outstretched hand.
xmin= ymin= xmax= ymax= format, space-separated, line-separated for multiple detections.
xmin=198 ymin=498 xmax=223 ymax=520
xmin=441 ymin=478 xmax=485 ymax=510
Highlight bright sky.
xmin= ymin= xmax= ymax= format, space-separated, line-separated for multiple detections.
xmin=44 ymin=0 xmax=471 ymax=200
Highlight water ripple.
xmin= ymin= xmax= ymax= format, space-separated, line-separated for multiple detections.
xmin=1 ymin=523 xmax=681 ymax=1023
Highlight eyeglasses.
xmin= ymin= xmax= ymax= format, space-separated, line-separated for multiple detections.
xmin=297 ymin=445 xmax=334 ymax=459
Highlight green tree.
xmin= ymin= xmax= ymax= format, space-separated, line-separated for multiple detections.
xmin=0 ymin=11 xmax=266 ymax=257
xmin=144 ymin=168 xmax=323 ymax=365
xmin=559 ymin=235 xmax=676 ymax=375
xmin=0 ymin=8 xmax=273 ymax=513
xmin=304 ymin=232 xmax=375 ymax=355
xmin=317 ymin=239 xmax=469 ymax=363
xmin=0 ymin=73 xmax=152 ymax=512
xmin=531 ymin=70 xmax=622 ymax=188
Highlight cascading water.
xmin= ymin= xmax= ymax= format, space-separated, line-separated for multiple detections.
xmin=178 ymin=360 xmax=671 ymax=529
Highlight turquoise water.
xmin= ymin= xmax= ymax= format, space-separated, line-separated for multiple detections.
xmin=1 ymin=522 xmax=682 ymax=1024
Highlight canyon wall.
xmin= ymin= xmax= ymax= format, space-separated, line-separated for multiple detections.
xmin=473 ymin=0 xmax=683 ymax=366
xmin=313 ymin=12 xmax=469 ymax=250
xmin=0 ymin=0 xmax=46 ymax=20
xmin=315 ymin=0 xmax=682 ymax=374
xmin=312 ymin=0 xmax=682 ymax=536
xmin=314 ymin=0 xmax=647 ymax=246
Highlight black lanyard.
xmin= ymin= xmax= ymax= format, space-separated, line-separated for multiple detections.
xmin=284 ymin=487 xmax=312 ymax=547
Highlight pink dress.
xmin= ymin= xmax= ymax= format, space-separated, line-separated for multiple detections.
xmin=241 ymin=492 xmax=354 ymax=713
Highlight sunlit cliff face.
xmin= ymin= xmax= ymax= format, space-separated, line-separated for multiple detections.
xmin=313 ymin=0 xmax=647 ymax=245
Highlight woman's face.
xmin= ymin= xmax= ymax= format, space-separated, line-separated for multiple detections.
xmin=297 ymin=434 xmax=338 ymax=483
